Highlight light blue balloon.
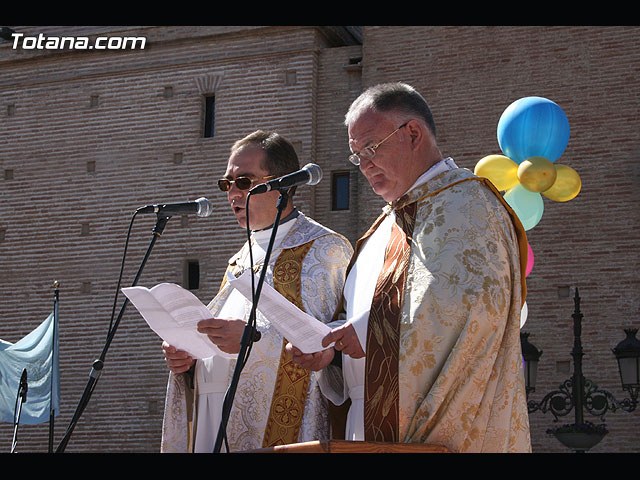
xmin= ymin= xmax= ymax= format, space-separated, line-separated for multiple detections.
xmin=504 ymin=184 xmax=544 ymax=231
xmin=497 ymin=96 xmax=570 ymax=164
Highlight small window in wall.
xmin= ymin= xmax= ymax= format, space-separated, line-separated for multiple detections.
xmin=331 ymin=171 xmax=350 ymax=211
xmin=81 ymin=281 xmax=92 ymax=294
xmin=203 ymin=95 xmax=215 ymax=138
xmin=186 ymin=260 xmax=200 ymax=290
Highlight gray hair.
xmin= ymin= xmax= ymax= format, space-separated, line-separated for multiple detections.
xmin=344 ymin=82 xmax=437 ymax=138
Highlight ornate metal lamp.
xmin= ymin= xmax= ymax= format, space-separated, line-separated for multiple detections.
xmin=521 ymin=288 xmax=639 ymax=452
xmin=612 ymin=328 xmax=640 ymax=406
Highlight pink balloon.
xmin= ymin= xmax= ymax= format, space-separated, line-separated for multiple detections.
xmin=526 ymin=243 xmax=534 ymax=277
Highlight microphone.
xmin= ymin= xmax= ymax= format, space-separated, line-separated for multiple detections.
xmin=249 ymin=163 xmax=323 ymax=194
xmin=136 ymin=197 xmax=214 ymax=217
xmin=19 ymin=369 xmax=27 ymax=403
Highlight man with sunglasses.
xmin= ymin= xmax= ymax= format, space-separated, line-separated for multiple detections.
xmin=288 ymin=83 xmax=531 ymax=452
xmin=160 ymin=130 xmax=353 ymax=452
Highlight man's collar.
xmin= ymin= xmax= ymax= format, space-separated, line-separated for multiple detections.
xmin=252 ymin=207 xmax=300 ymax=232
xmin=385 ymin=157 xmax=458 ymax=212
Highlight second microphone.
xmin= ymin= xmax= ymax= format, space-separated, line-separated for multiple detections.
xmin=249 ymin=163 xmax=322 ymax=195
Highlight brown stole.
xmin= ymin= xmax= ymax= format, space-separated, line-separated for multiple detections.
xmin=364 ymin=203 xmax=417 ymax=442
xmin=261 ymin=242 xmax=315 ymax=447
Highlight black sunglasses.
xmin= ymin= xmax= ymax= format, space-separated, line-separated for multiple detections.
xmin=217 ymin=175 xmax=274 ymax=192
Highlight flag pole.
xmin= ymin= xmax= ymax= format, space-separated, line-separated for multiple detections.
xmin=48 ymin=281 xmax=59 ymax=453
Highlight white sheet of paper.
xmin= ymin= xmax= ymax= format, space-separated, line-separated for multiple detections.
xmin=226 ymin=270 xmax=333 ymax=353
xmin=122 ymin=283 xmax=217 ymax=359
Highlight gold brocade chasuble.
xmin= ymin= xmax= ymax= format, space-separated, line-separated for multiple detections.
xmin=160 ymin=213 xmax=353 ymax=454
xmin=341 ymin=172 xmax=529 ymax=448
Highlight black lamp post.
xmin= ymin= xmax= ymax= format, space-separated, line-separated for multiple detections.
xmin=521 ymin=288 xmax=640 ymax=453
xmin=520 ymin=332 xmax=542 ymax=397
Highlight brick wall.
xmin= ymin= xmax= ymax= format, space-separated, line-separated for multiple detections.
xmin=314 ymin=44 xmax=364 ymax=243
xmin=1 ymin=25 xmax=638 ymax=453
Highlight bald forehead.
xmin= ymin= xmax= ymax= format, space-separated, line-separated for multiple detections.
xmin=348 ymin=109 xmax=396 ymax=149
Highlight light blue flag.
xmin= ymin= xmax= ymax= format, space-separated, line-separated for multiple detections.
xmin=0 ymin=311 xmax=60 ymax=425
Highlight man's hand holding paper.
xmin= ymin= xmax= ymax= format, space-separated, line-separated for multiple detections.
xmin=196 ymin=317 xmax=246 ymax=355
xmin=226 ymin=270 xmax=334 ymax=354
xmin=125 ymin=268 xmax=335 ymax=363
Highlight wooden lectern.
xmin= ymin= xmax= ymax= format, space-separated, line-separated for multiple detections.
xmin=245 ymin=440 xmax=452 ymax=453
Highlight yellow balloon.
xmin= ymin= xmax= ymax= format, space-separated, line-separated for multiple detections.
xmin=474 ymin=154 xmax=519 ymax=191
xmin=517 ymin=156 xmax=557 ymax=192
xmin=542 ymin=164 xmax=581 ymax=202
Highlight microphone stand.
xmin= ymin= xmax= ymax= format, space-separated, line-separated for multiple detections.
xmin=55 ymin=214 xmax=170 ymax=453
xmin=11 ymin=369 xmax=28 ymax=453
xmin=49 ymin=281 xmax=59 ymax=453
xmin=213 ymin=189 xmax=289 ymax=453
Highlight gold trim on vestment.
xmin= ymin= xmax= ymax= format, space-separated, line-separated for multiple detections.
xmin=261 ymin=242 xmax=315 ymax=447
xmin=405 ymin=177 xmax=526 ymax=304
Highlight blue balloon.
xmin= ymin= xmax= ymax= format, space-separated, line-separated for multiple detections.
xmin=504 ymin=184 xmax=544 ymax=231
xmin=497 ymin=97 xmax=570 ymax=164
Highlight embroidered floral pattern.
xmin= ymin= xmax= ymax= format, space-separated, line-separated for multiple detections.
xmin=392 ymin=169 xmax=531 ymax=452
xmin=160 ymin=214 xmax=352 ymax=452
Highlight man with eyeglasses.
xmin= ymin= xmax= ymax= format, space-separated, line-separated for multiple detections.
xmin=160 ymin=130 xmax=353 ymax=452
xmin=288 ymin=82 xmax=531 ymax=452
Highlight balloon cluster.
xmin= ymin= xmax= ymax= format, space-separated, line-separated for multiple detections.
xmin=473 ymin=97 xmax=582 ymax=327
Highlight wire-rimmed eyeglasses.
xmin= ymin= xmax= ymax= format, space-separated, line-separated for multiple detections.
xmin=217 ymin=175 xmax=275 ymax=192
xmin=348 ymin=122 xmax=408 ymax=166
